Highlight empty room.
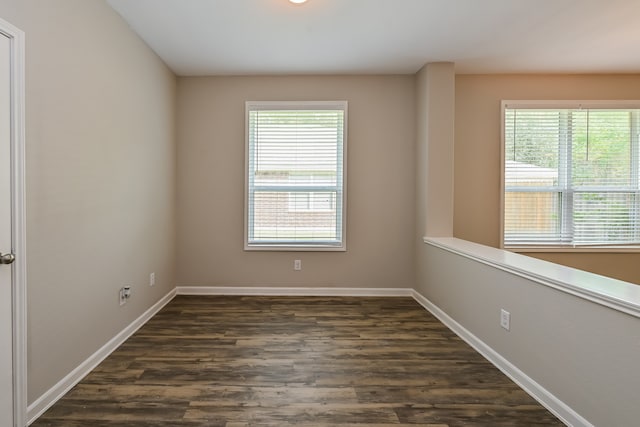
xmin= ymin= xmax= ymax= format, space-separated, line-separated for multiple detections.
xmin=1 ymin=0 xmax=639 ymax=426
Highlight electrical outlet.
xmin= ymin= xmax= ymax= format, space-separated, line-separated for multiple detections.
xmin=119 ymin=286 xmax=132 ymax=306
xmin=150 ymin=272 xmax=155 ymax=286
xmin=500 ymin=309 xmax=511 ymax=331
xmin=294 ymin=259 xmax=302 ymax=271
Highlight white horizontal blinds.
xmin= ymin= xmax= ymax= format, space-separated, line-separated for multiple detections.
xmin=504 ymin=107 xmax=640 ymax=247
xmin=247 ymin=104 xmax=345 ymax=246
xmin=505 ymin=109 xmax=563 ymax=244
xmin=570 ymin=110 xmax=638 ymax=244
xmin=504 ymin=105 xmax=640 ymax=247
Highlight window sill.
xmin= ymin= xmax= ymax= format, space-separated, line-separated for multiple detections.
xmin=245 ymin=244 xmax=346 ymax=252
xmin=505 ymin=245 xmax=640 ymax=253
xmin=424 ymin=237 xmax=640 ymax=318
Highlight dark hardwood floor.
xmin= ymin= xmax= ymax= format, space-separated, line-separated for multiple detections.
xmin=32 ymin=295 xmax=564 ymax=426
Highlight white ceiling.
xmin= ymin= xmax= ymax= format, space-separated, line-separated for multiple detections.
xmin=107 ymin=0 xmax=640 ymax=76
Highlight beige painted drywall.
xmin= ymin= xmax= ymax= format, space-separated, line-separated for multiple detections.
xmin=176 ymin=75 xmax=416 ymax=288
xmin=416 ymin=242 xmax=640 ymax=426
xmin=454 ymin=74 xmax=640 ymax=285
xmin=0 ymin=0 xmax=177 ymax=403
xmin=415 ymin=62 xmax=455 ymax=238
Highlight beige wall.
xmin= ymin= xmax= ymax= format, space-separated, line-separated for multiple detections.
xmin=454 ymin=74 xmax=640 ymax=284
xmin=177 ymin=75 xmax=416 ymax=289
xmin=0 ymin=0 xmax=177 ymax=403
xmin=415 ymin=63 xmax=455 ymax=238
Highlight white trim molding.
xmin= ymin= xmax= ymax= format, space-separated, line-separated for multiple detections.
xmin=27 ymin=289 xmax=176 ymax=425
xmin=244 ymin=100 xmax=348 ymax=252
xmin=0 ymin=16 xmax=26 ymax=427
xmin=176 ymin=286 xmax=412 ymax=297
xmin=411 ymin=289 xmax=593 ymax=427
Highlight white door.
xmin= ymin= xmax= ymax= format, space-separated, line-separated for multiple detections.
xmin=0 ymin=31 xmax=15 ymax=427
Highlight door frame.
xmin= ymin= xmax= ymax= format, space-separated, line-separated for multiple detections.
xmin=0 ymin=16 xmax=26 ymax=427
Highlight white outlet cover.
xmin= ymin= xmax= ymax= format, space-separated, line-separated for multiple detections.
xmin=150 ymin=272 xmax=155 ymax=286
xmin=500 ymin=309 xmax=510 ymax=331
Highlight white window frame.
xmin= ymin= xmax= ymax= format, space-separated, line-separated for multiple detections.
xmin=501 ymin=100 xmax=640 ymax=253
xmin=245 ymin=100 xmax=347 ymax=251
xmin=287 ymin=191 xmax=336 ymax=213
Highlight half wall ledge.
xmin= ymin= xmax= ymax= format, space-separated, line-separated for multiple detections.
xmin=423 ymin=237 xmax=640 ymax=318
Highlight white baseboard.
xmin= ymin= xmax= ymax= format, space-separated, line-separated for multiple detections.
xmin=27 ymin=289 xmax=177 ymax=425
xmin=26 ymin=285 xmax=589 ymax=427
xmin=410 ymin=289 xmax=592 ymax=427
xmin=176 ymin=285 xmax=413 ymax=297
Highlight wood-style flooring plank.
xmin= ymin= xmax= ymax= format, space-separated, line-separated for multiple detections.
xmin=32 ymin=295 xmax=564 ymax=426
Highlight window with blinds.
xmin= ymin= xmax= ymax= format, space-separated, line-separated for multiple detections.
xmin=245 ymin=101 xmax=347 ymax=250
xmin=502 ymin=102 xmax=640 ymax=249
